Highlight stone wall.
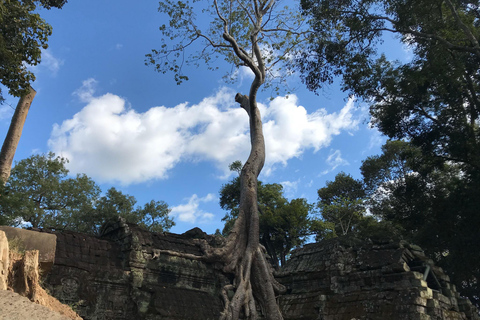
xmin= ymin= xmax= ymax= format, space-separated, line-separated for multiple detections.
xmin=277 ymin=237 xmax=480 ymax=320
xmin=2 ymin=220 xmax=477 ymax=320
xmin=44 ymin=219 xmax=227 ymax=320
xmin=0 ymin=226 xmax=57 ymax=273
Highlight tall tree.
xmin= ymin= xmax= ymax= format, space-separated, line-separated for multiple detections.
xmin=361 ymin=140 xmax=480 ymax=307
xmin=317 ymin=172 xmax=366 ymax=236
xmin=0 ymin=0 xmax=67 ymax=182
xmin=361 ymin=140 xmax=430 ymax=224
xmin=298 ymin=0 xmax=480 ymax=171
xmin=0 ymin=153 xmax=174 ymax=235
xmin=0 ymin=0 xmax=66 ymax=101
xmin=0 ymin=87 xmax=36 ymax=182
xmin=95 ymin=187 xmax=174 ymax=235
xmin=0 ymin=152 xmax=100 ymax=230
xmin=148 ymin=0 xmax=309 ymax=318
xmin=220 ymin=173 xmax=312 ymax=268
xmin=299 ymin=1 xmax=480 ymax=306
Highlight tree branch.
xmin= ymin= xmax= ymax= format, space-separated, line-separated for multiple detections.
xmin=445 ymin=0 xmax=480 ymax=56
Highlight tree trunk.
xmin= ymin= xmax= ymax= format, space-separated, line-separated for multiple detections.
xmin=0 ymin=86 xmax=36 ymax=183
xmin=144 ymin=90 xmax=286 ymax=319
xmin=208 ymin=93 xmax=285 ymax=320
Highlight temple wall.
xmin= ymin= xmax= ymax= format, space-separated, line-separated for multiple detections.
xmin=2 ymin=220 xmax=478 ymax=320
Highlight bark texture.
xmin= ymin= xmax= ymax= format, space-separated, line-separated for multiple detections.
xmin=0 ymin=86 xmax=36 ymax=183
xmin=206 ymin=92 xmax=285 ymax=320
xmin=154 ymin=0 xmax=287 ymax=317
xmin=156 ymin=93 xmax=285 ymax=319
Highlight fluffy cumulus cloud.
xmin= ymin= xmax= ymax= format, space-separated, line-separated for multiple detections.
xmin=280 ymin=180 xmax=299 ymax=197
xmin=263 ymin=95 xmax=357 ymax=169
xmin=170 ymin=194 xmax=216 ymax=224
xmin=48 ymin=80 xmax=359 ymax=184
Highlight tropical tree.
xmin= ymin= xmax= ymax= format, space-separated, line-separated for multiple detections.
xmin=220 ymin=171 xmax=312 ymax=268
xmin=0 ymin=152 xmax=100 ymax=230
xmin=361 ymin=140 xmax=426 ymax=222
xmin=317 ymin=172 xmax=366 ymax=236
xmin=264 ymin=198 xmax=311 ymax=266
xmin=94 ymin=187 xmax=174 ymax=235
xmin=147 ymin=0 xmax=310 ymax=318
xmin=299 ymin=1 xmax=480 ymax=306
xmin=298 ymin=0 xmax=480 ymax=172
xmin=0 ymin=0 xmax=66 ymax=100
xmin=361 ymin=140 xmax=480 ymax=307
xmin=0 ymin=0 xmax=67 ymax=182
xmin=0 ymin=153 xmax=174 ymax=235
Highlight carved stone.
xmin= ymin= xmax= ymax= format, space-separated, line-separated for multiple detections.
xmin=2 ymin=220 xmax=477 ymax=320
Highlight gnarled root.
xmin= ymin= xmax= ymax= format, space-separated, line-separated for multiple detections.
xmin=218 ymin=246 xmax=285 ymax=320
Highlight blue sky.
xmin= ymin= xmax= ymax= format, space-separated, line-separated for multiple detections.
xmin=0 ymin=0 xmax=410 ymax=234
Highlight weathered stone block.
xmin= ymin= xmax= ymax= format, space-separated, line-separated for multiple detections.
xmin=2 ymin=221 xmax=474 ymax=320
xmin=0 ymin=230 xmax=8 ymax=290
xmin=0 ymin=226 xmax=56 ymax=274
xmin=278 ymin=237 xmax=478 ymax=320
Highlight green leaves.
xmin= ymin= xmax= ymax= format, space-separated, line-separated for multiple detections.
xmin=219 ymin=162 xmax=313 ymax=266
xmin=300 ymin=0 xmax=480 ymax=171
xmin=316 ymin=172 xmax=366 ymax=236
xmin=148 ymin=0 xmax=311 ymax=94
xmin=96 ymin=188 xmax=174 ymax=234
xmin=0 ymin=153 xmax=174 ymax=235
xmin=0 ymin=152 xmax=99 ymax=230
xmin=359 ymin=139 xmax=480 ymax=308
xmin=0 ymin=0 xmax=66 ymax=101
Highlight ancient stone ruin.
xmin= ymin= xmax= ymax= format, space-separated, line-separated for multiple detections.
xmin=0 ymin=229 xmax=82 ymax=319
xmin=277 ymin=237 xmax=479 ymax=320
xmin=1 ymin=219 xmax=478 ymax=320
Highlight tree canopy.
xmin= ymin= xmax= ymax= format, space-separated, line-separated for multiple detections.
xmin=299 ymin=0 xmax=480 ymax=172
xmin=146 ymin=0 xmax=310 ymax=94
xmin=0 ymin=153 xmax=174 ymax=235
xmin=0 ymin=0 xmax=67 ymax=102
xmin=360 ymin=140 xmax=480 ymax=307
xmin=316 ymin=172 xmax=365 ymax=236
xmin=298 ymin=2 xmax=480 ymax=306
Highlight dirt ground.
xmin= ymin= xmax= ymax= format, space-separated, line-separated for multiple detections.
xmin=0 ymin=290 xmax=74 ymax=320
xmin=1 ymin=248 xmax=82 ymax=320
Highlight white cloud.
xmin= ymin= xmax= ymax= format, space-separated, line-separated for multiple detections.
xmin=73 ymin=78 xmax=98 ymax=103
xmin=49 ymin=81 xmax=360 ymax=185
xmin=28 ymin=49 xmax=64 ymax=76
xmin=321 ymin=149 xmax=350 ymax=175
xmin=280 ymin=180 xmax=299 ymax=197
xmin=401 ymin=36 xmax=415 ymax=62
xmin=41 ymin=50 xmax=64 ymax=75
xmin=262 ymin=95 xmax=358 ymax=174
xmin=0 ymin=104 xmax=14 ymax=121
xmin=170 ymin=193 xmax=216 ymax=224
xmin=367 ymin=127 xmax=385 ymax=151
xmin=327 ymin=149 xmax=349 ymax=168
